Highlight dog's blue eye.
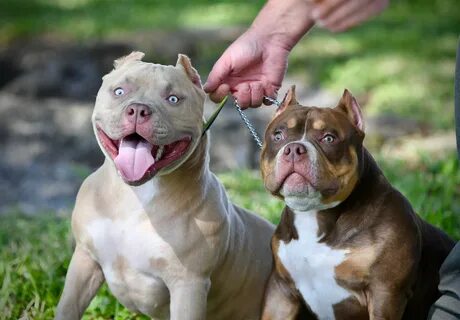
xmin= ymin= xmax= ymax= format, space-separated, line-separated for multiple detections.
xmin=322 ymin=134 xmax=335 ymax=143
xmin=167 ymin=95 xmax=180 ymax=104
xmin=114 ymin=87 xmax=125 ymax=96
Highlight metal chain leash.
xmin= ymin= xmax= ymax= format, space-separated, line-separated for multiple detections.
xmin=234 ymin=96 xmax=282 ymax=150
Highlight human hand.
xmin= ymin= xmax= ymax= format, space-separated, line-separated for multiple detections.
xmin=310 ymin=0 xmax=389 ymax=32
xmin=204 ymin=0 xmax=314 ymax=109
xmin=204 ymin=29 xmax=289 ymax=109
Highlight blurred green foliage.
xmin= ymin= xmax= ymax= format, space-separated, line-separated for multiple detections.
xmin=289 ymin=0 xmax=459 ymax=129
xmin=0 ymin=0 xmax=264 ymax=42
xmin=1 ymin=0 xmax=458 ymax=129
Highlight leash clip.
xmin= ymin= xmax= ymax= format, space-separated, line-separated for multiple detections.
xmin=263 ymin=96 xmax=282 ymax=108
xmin=234 ymin=96 xmax=280 ymax=150
xmin=203 ymin=95 xmax=281 ymax=151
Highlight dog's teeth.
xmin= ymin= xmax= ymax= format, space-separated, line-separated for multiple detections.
xmin=155 ymin=145 xmax=164 ymax=161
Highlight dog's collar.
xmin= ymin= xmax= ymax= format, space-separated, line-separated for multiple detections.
xmin=202 ymin=96 xmax=228 ymax=136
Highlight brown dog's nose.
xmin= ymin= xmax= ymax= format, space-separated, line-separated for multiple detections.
xmin=282 ymin=143 xmax=307 ymax=162
xmin=125 ymin=104 xmax=152 ymax=124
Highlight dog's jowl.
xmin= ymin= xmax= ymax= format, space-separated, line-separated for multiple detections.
xmin=260 ymin=86 xmax=454 ymax=320
xmin=55 ymin=52 xmax=274 ymax=320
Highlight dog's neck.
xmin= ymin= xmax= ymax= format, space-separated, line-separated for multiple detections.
xmin=335 ymin=148 xmax=389 ymax=210
xmin=313 ymin=149 xmax=391 ymax=238
xmin=157 ymin=133 xmax=210 ymax=187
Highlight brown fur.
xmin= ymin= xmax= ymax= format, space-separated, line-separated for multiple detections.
xmin=260 ymin=89 xmax=454 ymax=320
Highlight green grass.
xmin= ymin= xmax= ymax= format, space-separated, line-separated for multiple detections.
xmin=1 ymin=154 xmax=459 ymax=319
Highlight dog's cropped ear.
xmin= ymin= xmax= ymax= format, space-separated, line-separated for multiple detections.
xmin=114 ymin=51 xmax=145 ymax=69
xmin=176 ymin=54 xmax=202 ymax=88
xmin=335 ymin=89 xmax=364 ymax=132
xmin=274 ymin=85 xmax=298 ymax=117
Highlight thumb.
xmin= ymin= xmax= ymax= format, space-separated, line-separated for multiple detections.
xmin=204 ymin=55 xmax=231 ymax=93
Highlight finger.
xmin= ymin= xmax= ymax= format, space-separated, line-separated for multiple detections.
xmin=329 ymin=0 xmax=388 ymax=32
xmin=209 ymin=84 xmax=230 ymax=103
xmin=311 ymin=0 xmax=346 ymax=21
xmin=233 ymin=83 xmax=251 ymax=110
xmin=249 ymin=82 xmax=264 ymax=108
xmin=203 ymin=56 xmax=231 ymax=93
xmin=318 ymin=0 xmax=370 ymax=30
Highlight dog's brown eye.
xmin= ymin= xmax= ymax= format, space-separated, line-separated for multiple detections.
xmin=321 ymin=134 xmax=335 ymax=143
xmin=273 ymin=130 xmax=285 ymax=142
xmin=114 ymin=87 xmax=125 ymax=96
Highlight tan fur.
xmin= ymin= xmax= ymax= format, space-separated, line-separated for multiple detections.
xmin=56 ymin=53 xmax=274 ymax=320
xmin=287 ymin=117 xmax=298 ymax=129
xmin=312 ymin=119 xmax=326 ymax=130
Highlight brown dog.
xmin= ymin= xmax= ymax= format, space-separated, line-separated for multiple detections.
xmin=260 ymin=87 xmax=454 ymax=320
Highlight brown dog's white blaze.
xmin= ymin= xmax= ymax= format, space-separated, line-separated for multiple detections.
xmin=260 ymin=88 xmax=365 ymax=207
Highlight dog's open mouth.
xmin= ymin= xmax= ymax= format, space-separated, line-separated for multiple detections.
xmin=97 ymin=129 xmax=191 ymax=184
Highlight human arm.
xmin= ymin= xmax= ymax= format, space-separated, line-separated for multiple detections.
xmin=204 ymin=0 xmax=389 ymax=108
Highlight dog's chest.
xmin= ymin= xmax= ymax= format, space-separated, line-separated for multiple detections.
xmin=277 ymin=212 xmax=350 ymax=320
xmin=85 ymin=214 xmax=173 ymax=316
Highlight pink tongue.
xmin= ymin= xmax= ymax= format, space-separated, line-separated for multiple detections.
xmin=114 ymin=138 xmax=155 ymax=182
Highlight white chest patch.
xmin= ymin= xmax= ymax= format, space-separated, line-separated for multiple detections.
xmin=85 ymin=214 xmax=175 ymax=314
xmin=277 ymin=211 xmax=350 ymax=320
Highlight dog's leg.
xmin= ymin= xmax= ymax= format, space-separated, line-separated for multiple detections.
xmin=169 ymin=278 xmax=210 ymax=320
xmin=368 ymin=286 xmax=407 ymax=320
xmin=55 ymin=245 xmax=104 ymax=320
xmin=261 ymin=272 xmax=302 ymax=320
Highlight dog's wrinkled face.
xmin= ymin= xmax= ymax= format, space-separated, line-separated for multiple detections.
xmin=93 ymin=52 xmax=205 ymax=185
xmin=260 ymin=87 xmax=365 ymax=211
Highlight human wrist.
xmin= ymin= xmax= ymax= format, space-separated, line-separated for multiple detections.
xmin=248 ymin=0 xmax=314 ymax=51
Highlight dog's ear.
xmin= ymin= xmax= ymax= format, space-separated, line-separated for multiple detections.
xmin=113 ymin=51 xmax=145 ymax=69
xmin=274 ymin=85 xmax=298 ymax=117
xmin=335 ymin=89 xmax=364 ymax=132
xmin=176 ymin=54 xmax=202 ymax=88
